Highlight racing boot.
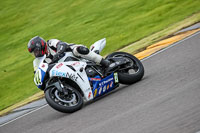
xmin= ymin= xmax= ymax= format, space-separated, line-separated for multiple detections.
xmin=100 ymin=58 xmax=111 ymax=75
xmin=100 ymin=58 xmax=119 ymax=75
xmin=100 ymin=58 xmax=110 ymax=68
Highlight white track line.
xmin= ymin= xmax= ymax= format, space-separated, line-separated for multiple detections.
xmin=141 ymin=31 xmax=200 ymax=61
xmin=0 ymin=104 xmax=48 ymax=127
xmin=0 ymin=31 xmax=199 ymax=127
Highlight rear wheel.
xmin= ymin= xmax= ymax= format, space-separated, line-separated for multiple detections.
xmin=106 ymin=52 xmax=144 ymax=84
xmin=45 ymin=83 xmax=83 ymax=113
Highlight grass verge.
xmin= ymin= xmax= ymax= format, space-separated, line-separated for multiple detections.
xmin=119 ymin=13 xmax=200 ymax=54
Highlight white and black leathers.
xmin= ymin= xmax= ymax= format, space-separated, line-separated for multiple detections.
xmin=33 ymin=39 xmax=109 ymax=72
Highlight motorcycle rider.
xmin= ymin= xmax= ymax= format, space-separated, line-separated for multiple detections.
xmin=27 ymin=36 xmax=110 ymax=72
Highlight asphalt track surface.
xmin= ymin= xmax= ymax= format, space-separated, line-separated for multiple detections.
xmin=0 ymin=32 xmax=200 ymax=133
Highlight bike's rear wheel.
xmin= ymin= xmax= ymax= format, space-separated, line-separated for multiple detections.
xmin=106 ymin=52 xmax=144 ymax=84
xmin=45 ymin=84 xmax=83 ymax=113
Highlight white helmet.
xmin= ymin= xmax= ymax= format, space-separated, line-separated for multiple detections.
xmin=47 ymin=39 xmax=60 ymax=56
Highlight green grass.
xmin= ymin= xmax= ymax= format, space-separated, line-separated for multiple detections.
xmin=0 ymin=0 xmax=200 ymax=111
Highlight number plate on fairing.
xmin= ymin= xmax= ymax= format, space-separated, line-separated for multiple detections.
xmin=34 ymin=68 xmax=46 ymax=89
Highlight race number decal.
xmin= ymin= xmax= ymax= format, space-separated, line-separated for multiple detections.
xmin=34 ymin=69 xmax=42 ymax=85
xmin=114 ymin=73 xmax=119 ymax=83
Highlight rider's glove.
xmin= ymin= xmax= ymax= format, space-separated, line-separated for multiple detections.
xmin=52 ymin=54 xmax=59 ymax=63
xmin=57 ymin=42 xmax=72 ymax=53
xmin=51 ymin=53 xmax=65 ymax=64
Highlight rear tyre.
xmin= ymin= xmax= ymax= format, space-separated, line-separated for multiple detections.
xmin=106 ymin=52 xmax=144 ymax=84
xmin=45 ymin=84 xmax=83 ymax=113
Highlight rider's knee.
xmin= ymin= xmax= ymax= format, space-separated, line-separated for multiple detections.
xmin=76 ymin=46 xmax=89 ymax=55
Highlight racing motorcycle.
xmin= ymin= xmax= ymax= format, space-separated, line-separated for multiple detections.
xmin=33 ymin=38 xmax=144 ymax=113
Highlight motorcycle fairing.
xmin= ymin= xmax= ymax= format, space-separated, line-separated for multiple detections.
xmin=34 ymin=63 xmax=48 ymax=89
xmin=89 ymin=72 xmax=119 ymax=98
xmin=90 ymin=38 xmax=106 ymax=54
xmin=49 ymin=61 xmax=94 ymax=101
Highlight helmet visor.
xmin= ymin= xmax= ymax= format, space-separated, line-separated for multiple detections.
xmin=31 ymin=47 xmax=43 ymax=57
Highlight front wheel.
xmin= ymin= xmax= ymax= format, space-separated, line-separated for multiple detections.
xmin=106 ymin=52 xmax=144 ymax=85
xmin=45 ymin=83 xmax=83 ymax=113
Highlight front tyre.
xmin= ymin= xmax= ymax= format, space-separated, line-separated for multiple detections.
xmin=45 ymin=84 xmax=83 ymax=113
xmin=106 ymin=52 xmax=144 ymax=85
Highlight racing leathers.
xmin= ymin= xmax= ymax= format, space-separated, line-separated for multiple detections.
xmin=33 ymin=39 xmax=109 ymax=72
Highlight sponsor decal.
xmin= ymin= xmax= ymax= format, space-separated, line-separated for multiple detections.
xmin=91 ymin=74 xmax=115 ymax=97
xmin=42 ymin=64 xmax=45 ymax=68
xmin=52 ymin=70 xmax=66 ymax=77
xmin=93 ymin=89 xmax=97 ymax=97
xmin=88 ymin=92 xmax=92 ymax=99
xmin=71 ymin=62 xmax=80 ymax=66
xmin=104 ymin=77 xmax=113 ymax=84
xmin=110 ymin=81 xmax=113 ymax=88
xmin=56 ymin=63 xmax=63 ymax=69
xmin=99 ymin=87 xmax=102 ymax=95
xmin=90 ymin=78 xmax=101 ymax=81
xmin=114 ymin=73 xmax=119 ymax=83
xmin=103 ymin=85 xmax=106 ymax=92
xmin=107 ymin=84 xmax=109 ymax=90
xmin=99 ymin=77 xmax=114 ymax=86
xmin=52 ymin=70 xmax=78 ymax=81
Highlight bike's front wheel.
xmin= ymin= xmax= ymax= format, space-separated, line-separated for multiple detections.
xmin=45 ymin=83 xmax=83 ymax=113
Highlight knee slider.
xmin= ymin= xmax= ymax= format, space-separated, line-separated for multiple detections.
xmin=77 ymin=46 xmax=89 ymax=55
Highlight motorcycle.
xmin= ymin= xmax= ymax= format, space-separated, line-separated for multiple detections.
xmin=33 ymin=38 xmax=144 ymax=113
